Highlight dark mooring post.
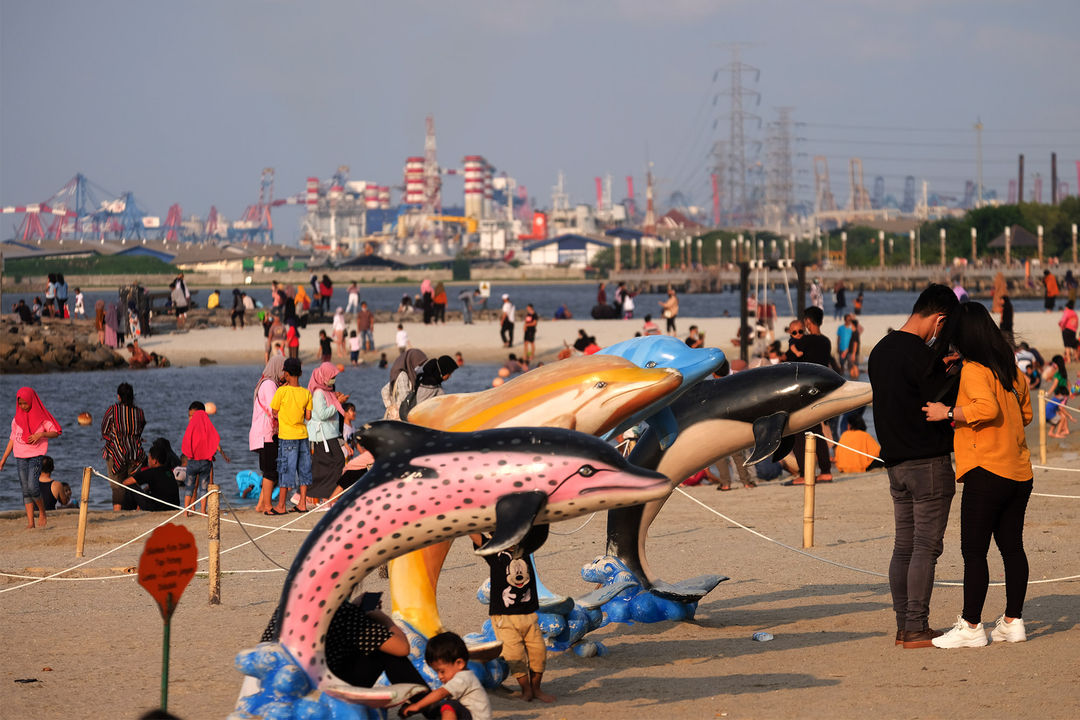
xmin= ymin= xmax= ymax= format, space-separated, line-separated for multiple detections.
xmin=739 ymin=262 xmax=750 ymax=363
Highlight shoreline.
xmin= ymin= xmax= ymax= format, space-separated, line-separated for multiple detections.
xmin=104 ymin=309 xmax=1073 ymax=369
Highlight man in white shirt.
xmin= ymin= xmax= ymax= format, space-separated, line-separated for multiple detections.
xmin=500 ymin=294 xmax=516 ymax=347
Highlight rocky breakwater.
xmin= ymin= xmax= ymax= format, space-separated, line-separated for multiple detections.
xmin=1 ymin=318 xmax=127 ymax=373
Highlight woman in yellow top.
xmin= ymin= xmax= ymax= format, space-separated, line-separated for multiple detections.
xmin=923 ymin=302 xmax=1033 ymax=648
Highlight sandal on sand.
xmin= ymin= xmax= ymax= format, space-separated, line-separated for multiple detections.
xmin=290 ymin=506 xmax=308 ymax=513
xmin=817 ymin=474 xmax=833 ymax=483
xmin=264 ymin=509 xmax=286 ymax=516
xmin=783 ymin=478 xmax=806 ymax=486
xmin=716 ymin=485 xmax=734 ymax=491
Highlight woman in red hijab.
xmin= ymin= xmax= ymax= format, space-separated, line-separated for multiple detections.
xmin=0 ymin=388 xmax=62 ymax=528
xmin=181 ymin=401 xmax=230 ymax=516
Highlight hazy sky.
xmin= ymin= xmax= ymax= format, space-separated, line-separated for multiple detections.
xmin=3 ymin=0 xmax=1078 ymax=240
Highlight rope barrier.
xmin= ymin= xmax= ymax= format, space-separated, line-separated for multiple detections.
xmin=809 ymin=432 xmax=1080 ymax=499
xmin=674 ymin=486 xmax=1080 ymax=586
xmin=90 ymin=467 xmax=311 ymax=533
xmin=0 ymin=468 xmax=339 ymax=586
xmin=548 ymin=512 xmax=597 ymax=536
xmin=0 ymin=492 xmax=209 ymax=594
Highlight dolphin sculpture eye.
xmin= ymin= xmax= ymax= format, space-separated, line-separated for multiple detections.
xmin=809 ymin=387 xmax=820 ymax=395
xmin=645 ymin=361 xmax=657 ymax=368
xmin=594 ymin=381 xmax=607 ymax=389
xmin=578 ymin=464 xmax=597 ymax=477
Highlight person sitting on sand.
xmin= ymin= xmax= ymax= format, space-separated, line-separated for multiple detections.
xmin=401 ymin=631 xmax=492 ymax=720
xmin=262 ymin=592 xmax=431 ymax=692
xmin=122 ymin=443 xmax=181 ymax=512
xmin=37 ymin=456 xmax=74 ymax=510
xmin=1047 ymin=384 xmax=1071 ymax=439
xmin=126 ymin=341 xmax=152 ymax=368
xmin=685 ymin=325 xmax=704 ymax=349
xmin=642 ymin=314 xmax=661 ymax=336
xmin=834 ymin=416 xmax=883 ymax=473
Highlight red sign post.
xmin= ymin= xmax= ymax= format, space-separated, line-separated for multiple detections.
xmin=138 ymin=523 xmax=197 ymax=711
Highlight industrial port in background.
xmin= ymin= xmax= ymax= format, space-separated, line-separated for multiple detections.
xmin=3 ymin=108 xmax=1077 ymax=272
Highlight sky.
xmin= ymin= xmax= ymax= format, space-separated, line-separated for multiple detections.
xmin=2 ymin=0 xmax=1079 ymax=241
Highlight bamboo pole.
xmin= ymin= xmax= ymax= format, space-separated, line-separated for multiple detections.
xmin=208 ymin=475 xmax=221 ymax=605
xmin=803 ymin=432 xmax=816 ymax=549
xmin=1039 ymin=389 xmax=1047 ymax=465
xmin=75 ymin=466 xmax=92 ymax=557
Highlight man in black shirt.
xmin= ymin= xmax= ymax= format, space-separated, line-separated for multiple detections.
xmin=788 ymin=306 xmax=837 ymax=481
xmin=868 ymin=284 xmax=960 ymax=649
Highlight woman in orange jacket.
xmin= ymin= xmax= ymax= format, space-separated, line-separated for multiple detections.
xmin=923 ymin=301 xmax=1033 ymax=648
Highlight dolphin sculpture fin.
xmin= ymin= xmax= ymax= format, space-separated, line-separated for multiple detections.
xmin=772 ymin=435 xmax=796 ymax=463
xmin=475 ymin=491 xmax=548 ymax=555
xmin=745 ymin=411 xmax=790 ymax=465
xmin=645 ymin=407 xmax=680 ymax=450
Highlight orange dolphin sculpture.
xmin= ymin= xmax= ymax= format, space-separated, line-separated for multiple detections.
xmin=391 ymin=354 xmax=683 ymax=637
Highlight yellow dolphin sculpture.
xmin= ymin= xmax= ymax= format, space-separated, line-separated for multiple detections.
xmin=389 ymin=355 xmax=683 ymax=637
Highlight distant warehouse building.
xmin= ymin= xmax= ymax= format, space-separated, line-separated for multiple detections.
xmin=523 ymin=233 xmax=612 ymax=268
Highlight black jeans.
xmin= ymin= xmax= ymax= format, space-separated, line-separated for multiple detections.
xmin=501 ymin=320 xmax=515 ymax=346
xmin=959 ymin=467 xmax=1032 ymax=624
xmin=887 ymin=455 xmax=955 ymax=632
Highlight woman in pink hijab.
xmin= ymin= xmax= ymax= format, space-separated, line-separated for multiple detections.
xmin=306 ymin=362 xmax=349 ymax=503
xmin=0 ymin=388 xmax=62 ymax=528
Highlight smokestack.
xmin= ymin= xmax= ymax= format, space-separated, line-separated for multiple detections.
xmin=1052 ymin=153 xmax=1058 ymax=205
xmin=1018 ymin=154 xmax=1025 ymax=204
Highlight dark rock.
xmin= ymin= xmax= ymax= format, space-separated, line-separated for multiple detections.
xmin=199 ymin=357 xmax=218 ymax=366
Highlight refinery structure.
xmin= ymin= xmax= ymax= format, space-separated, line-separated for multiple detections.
xmin=4 ymin=86 xmax=1078 ymax=271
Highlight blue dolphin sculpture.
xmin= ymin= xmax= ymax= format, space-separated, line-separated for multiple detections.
xmin=598 ymin=335 xmax=728 ymax=449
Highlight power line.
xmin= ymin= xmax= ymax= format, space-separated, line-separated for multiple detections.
xmin=804 ymin=138 xmax=1068 ymax=149
xmin=802 ymin=122 xmax=1080 ymax=134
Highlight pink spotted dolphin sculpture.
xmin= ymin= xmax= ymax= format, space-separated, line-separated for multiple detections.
xmin=269 ymin=420 xmax=670 ymax=697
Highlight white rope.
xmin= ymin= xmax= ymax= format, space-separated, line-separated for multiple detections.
xmin=91 ymin=467 xmax=311 ymax=533
xmin=0 ymin=492 xmax=209 ymax=594
xmin=548 ymin=512 xmax=597 ymax=536
xmin=810 ymin=432 xmax=1080 ymax=499
xmin=674 ymin=487 xmax=1080 ymax=586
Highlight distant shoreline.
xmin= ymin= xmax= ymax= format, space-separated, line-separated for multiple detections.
xmin=8 ymin=308 xmax=1060 ymax=371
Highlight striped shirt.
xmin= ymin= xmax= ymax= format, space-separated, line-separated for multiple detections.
xmin=101 ymin=403 xmax=147 ymax=472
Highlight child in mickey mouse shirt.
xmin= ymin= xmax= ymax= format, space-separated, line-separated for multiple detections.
xmin=470 ymin=526 xmax=554 ymax=703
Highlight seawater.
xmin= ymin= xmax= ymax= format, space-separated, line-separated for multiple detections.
xmin=4 ymin=283 xmax=1027 ymax=322
xmin=1 ymin=362 xmax=502 ymax=511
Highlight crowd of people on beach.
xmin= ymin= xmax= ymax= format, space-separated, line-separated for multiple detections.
xmin=5 ymin=270 xmax=1073 ymax=717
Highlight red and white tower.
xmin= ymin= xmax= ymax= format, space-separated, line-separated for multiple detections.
xmin=464 ymin=155 xmax=485 ymax=219
xmin=404 ymin=157 xmax=425 ymax=205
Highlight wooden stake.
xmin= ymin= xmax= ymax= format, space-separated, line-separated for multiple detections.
xmin=208 ymin=476 xmax=221 ymax=605
xmin=76 ymin=466 xmax=92 ymax=557
xmin=803 ymin=432 xmax=816 ymax=549
xmin=1039 ymin=389 xmax=1047 ymax=465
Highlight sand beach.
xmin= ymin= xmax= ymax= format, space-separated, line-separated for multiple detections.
xmin=134 ymin=308 xmax=1070 ymax=369
xmin=1 ymin=311 xmax=1078 ymax=719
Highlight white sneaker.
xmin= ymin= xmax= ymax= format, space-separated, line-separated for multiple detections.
xmin=932 ymin=615 xmax=988 ymax=648
xmin=990 ymin=615 xmax=1027 ymax=643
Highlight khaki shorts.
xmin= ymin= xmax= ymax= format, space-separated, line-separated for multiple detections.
xmin=492 ymin=612 xmax=546 ymax=677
